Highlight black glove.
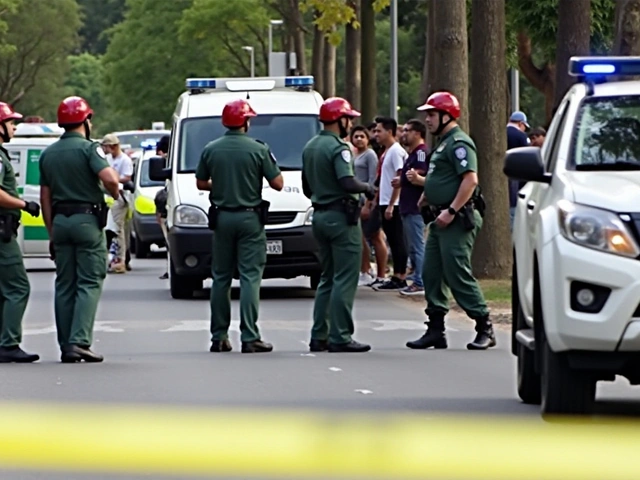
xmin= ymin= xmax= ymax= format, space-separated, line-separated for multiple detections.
xmin=22 ymin=201 xmax=40 ymax=217
xmin=49 ymin=241 xmax=56 ymax=261
xmin=364 ymin=185 xmax=376 ymax=201
xmin=122 ymin=181 xmax=135 ymax=192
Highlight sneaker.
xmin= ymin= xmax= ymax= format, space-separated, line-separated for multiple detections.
xmin=400 ymin=284 xmax=424 ymax=296
xmin=368 ymin=277 xmax=386 ymax=288
xmin=373 ymin=277 xmax=407 ymax=291
xmin=358 ymin=272 xmax=375 ymax=286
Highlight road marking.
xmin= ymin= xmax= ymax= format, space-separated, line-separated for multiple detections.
xmin=329 ymin=367 xmax=342 ymax=372
xmin=23 ymin=322 xmax=125 ymax=336
xmin=354 ymin=389 xmax=373 ymax=395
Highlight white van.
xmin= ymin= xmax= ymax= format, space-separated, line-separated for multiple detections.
xmin=6 ymin=122 xmax=64 ymax=257
xmin=150 ymin=76 xmax=323 ymax=299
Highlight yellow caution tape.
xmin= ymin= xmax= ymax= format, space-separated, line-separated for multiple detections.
xmin=134 ymin=195 xmax=156 ymax=215
xmin=0 ymin=402 xmax=638 ymax=478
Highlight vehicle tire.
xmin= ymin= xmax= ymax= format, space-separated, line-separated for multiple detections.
xmin=135 ymin=240 xmax=150 ymax=259
xmin=540 ymin=336 xmax=596 ymax=415
xmin=169 ymin=259 xmax=201 ymax=299
xmin=310 ymin=272 xmax=321 ymax=290
xmin=517 ymin=341 xmax=541 ymax=405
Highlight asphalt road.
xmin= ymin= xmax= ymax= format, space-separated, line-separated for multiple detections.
xmin=1 ymin=255 xmax=638 ymax=479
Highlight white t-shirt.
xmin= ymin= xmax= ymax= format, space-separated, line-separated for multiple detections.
xmin=109 ymin=152 xmax=133 ymax=180
xmin=379 ymin=142 xmax=408 ymax=206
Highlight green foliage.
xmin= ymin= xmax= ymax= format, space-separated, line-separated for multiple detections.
xmin=0 ymin=0 xmax=80 ymax=119
xmin=64 ymin=53 xmax=105 ymax=124
xmin=102 ymin=0 xmax=211 ymax=131
xmin=77 ymin=0 xmax=126 ymax=55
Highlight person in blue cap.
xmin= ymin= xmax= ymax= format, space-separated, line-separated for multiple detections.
xmin=507 ymin=111 xmax=530 ymax=229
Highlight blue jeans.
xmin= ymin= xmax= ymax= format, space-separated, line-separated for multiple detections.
xmin=402 ymin=214 xmax=425 ymax=288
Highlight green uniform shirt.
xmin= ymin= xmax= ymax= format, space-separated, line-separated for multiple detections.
xmin=424 ymin=126 xmax=478 ymax=207
xmin=0 ymin=145 xmax=22 ymax=265
xmin=301 ymin=130 xmax=357 ymax=205
xmin=39 ymin=132 xmax=111 ymax=208
xmin=195 ymin=130 xmax=281 ymax=209
xmin=0 ymin=146 xmax=20 ymax=219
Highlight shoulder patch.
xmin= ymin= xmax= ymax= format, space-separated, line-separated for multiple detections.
xmin=454 ymin=147 xmax=467 ymax=160
xmin=341 ymin=149 xmax=351 ymax=163
xmin=96 ymin=145 xmax=106 ymax=159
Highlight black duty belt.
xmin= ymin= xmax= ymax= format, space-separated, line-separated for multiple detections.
xmin=312 ymin=201 xmax=344 ymax=212
xmin=54 ymin=203 xmax=95 ymax=217
xmin=217 ymin=205 xmax=259 ymax=212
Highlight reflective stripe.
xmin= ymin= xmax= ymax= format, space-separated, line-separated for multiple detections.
xmin=135 ymin=195 xmax=156 ymax=215
xmin=20 ymin=210 xmax=48 ymax=241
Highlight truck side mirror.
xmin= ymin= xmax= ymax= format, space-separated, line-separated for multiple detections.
xmin=149 ymin=156 xmax=171 ymax=182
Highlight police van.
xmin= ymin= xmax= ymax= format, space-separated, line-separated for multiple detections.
xmin=149 ymin=76 xmax=323 ymax=299
xmin=6 ymin=122 xmax=63 ymax=257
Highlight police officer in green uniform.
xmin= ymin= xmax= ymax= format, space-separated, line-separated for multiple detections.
xmin=195 ymin=99 xmax=283 ymax=354
xmin=0 ymin=102 xmax=40 ymax=363
xmin=406 ymin=91 xmax=496 ymax=351
xmin=301 ymin=97 xmax=376 ymax=353
xmin=39 ymin=96 xmax=121 ymax=363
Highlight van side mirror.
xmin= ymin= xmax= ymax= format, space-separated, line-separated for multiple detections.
xmin=503 ymin=146 xmax=551 ymax=184
xmin=149 ymin=156 xmax=171 ymax=181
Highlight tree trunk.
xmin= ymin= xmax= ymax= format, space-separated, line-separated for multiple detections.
xmin=613 ymin=0 xmax=640 ymax=56
xmin=554 ymin=0 xmax=591 ymax=109
xmin=311 ymin=15 xmax=325 ymax=96
xmin=323 ymin=33 xmax=337 ymax=97
xmin=345 ymin=0 xmax=361 ymax=110
xmin=469 ymin=0 xmax=510 ymax=279
xmin=360 ymin=0 xmax=376 ymax=125
xmin=431 ymin=0 xmax=469 ymax=132
xmin=517 ymin=32 xmax=556 ymax=124
xmin=289 ymin=0 xmax=307 ymax=75
xmin=422 ymin=0 xmax=438 ymax=145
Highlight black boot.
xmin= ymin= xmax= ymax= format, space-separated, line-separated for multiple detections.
xmin=61 ymin=345 xmax=104 ymax=363
xmin=0 ymin=346 xmax=39 ymax=363
xmin=467 ymin=316 xmax=497 ymax=350
xmin=210 ymin=339 xmax=232 ymax=352
xmin=309 ymin=339 xmax=328 ymax=352
xmin=406 ymin=313 xmax=447 ymax=349
xmin=241 ymin=340 xmax=273 ymax=353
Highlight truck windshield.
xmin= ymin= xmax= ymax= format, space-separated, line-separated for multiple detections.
xmin=573 ymin=95 xmax=640 ymax=169
xmin=178 ymin=115 xmax=321 ymax=172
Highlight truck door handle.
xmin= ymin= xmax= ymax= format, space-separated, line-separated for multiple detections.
xmin=518 ymin=193 xmax=526 ymax=199
xmin=527 ymin=201 xmax=535 ymax=211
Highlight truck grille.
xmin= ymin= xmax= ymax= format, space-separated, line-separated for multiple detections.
xmin=267 ymin=212 xmax=297 ymax=225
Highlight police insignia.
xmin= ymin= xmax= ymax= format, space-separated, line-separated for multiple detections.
xmin=455 ymin=147 xmax=467 ymax=160
xmin=341 ymin=149 xmax=351 ymax=163
xmin=269 ymin=151 xmax=278 ymax=164
xmin=96 ymin=146 xmax=106 ymax=159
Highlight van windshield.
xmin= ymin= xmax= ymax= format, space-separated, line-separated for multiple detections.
xmin=178 ymin=115 xmax=321 ymax=172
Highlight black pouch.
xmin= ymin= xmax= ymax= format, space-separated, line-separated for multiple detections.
xmin=208 ymin=205 xmax=219 ymax=231
xmin=342 ymin=197 xmax=361 ymax=226
xmin=460 ymin=204 xmax=476 ymax=231
xmin=420 ymin=206 xmax=436 ymax=225
xmin=257 ymin=200 xmax=271 ymax=226
xmin=93 ymin=203 xmax=108 ymax=229
xmin=0 ymin=215 xmax=13 ymax=243
xmin=474 ymin=192 xmax=486 ymax=218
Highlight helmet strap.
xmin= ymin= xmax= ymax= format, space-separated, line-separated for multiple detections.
xmin=0 ymin=121 xmax=8 ymax=143
xmin=433 ymin=111 xmax=453 ymax=136
xmin=338 ymin=117 xmax=349 ymax=139
xmin=83 ymin=119 xmax=91 ymax=140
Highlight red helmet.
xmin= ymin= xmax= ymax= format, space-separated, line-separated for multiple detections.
xmin=0 ymin=102 xmax=22 ymax=123
xmin=417 ymin=91 xmax=461 ymax=119
xmin=57 ymin=96 xmax=93 ymax=126
xmin=319 ymin=97 xmax=361 ymax=123
xmin=222 ymin=99 xmax=257 ymax=128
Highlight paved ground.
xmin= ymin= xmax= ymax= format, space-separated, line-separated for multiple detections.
xmin=1 ymin=256 xmax=638 ymax=479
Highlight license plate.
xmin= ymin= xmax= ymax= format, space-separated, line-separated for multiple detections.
xmin=266 ymin=240 xmax=283 ymax=255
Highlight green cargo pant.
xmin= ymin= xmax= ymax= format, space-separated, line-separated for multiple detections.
xmin=210 ymin=211 xmax=266 ymax=343
xmin=52 ymin=213 xmax=107 ymax=348
xmin=0 ymin=239 xmax=30 ymax=347
xmin=422 ymin=210 xmax=489 ymax=320
xmin=311 ymin=210 xmax=361 ymax=345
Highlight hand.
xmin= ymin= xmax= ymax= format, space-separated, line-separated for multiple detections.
xmin=385 ymin=206 xmax=394 ymax=220
xmin=406 ymin=168 xmax=420 ymax=185
xmin=364 ymin=185 xmax=376 ymax=201
xmin=435 ymin=209 xmax=455 ymax=228
xmin=49 ymin=241 xmax=56 ymax=261
xmin=122 ymin=181 xmax=135 ymax=192
xmin=417 ymin=196 xmax=428 ymax=209
xmin=390 ymin=176 xmax=401 ymax=188
xmin=361 ymin=205 xmax=370 ymax=220
xmin=22 ymin=201 xmax=40 ymax=217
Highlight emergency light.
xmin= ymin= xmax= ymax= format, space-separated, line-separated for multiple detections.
xmin=140 ymin=139 xmax=158 ymax=149
xmin=185 ymin=76 xmax=314 ymax=92
xmin=568 ymin=56 xmax=640 ymax=77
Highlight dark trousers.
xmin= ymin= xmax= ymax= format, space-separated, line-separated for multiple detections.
xmin=379 ymin=205 xmax=407 ymax=275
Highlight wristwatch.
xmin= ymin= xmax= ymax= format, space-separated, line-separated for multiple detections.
xmin=447 ymin=206 xmax=457 ymax=215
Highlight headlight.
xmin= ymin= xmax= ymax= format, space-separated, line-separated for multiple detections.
xmin=174 ymin=205 xmax=208 ymax=227
xmin=557 ymin=200 xmax=640 ymax=258
xmin=304 ymin=207 xmax=313 ymax=225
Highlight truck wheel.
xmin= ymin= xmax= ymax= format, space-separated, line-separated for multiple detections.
xmin=310 ymin=272 xmax=321 ymax=290
xmin=540 ymin=337 xmax=596 ymax=415
xmin=170 ymin=260 xmax=201 ymax=299
xmin=135 ymin=240 xmax=150 ymax=259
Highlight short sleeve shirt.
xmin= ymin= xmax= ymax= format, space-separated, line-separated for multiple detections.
xmin=301 ymin=131 xmax=357 ymax=205
xmin=109 ymin=152 xmax=133 ymax=179
xmin=424 ymin=126 xmax=478 ymax=207
xmin=0 ymin=146 xmax=22 ymax=265
xmin=39 ymin=132 xmax=111 ymax=208
xmin=195 ymin=130 xmax=281 ymax=209
xmin=379 ymin=142 xmax=407 ymax=206
xmin=399 ymin=144 xmax=429 ymax=216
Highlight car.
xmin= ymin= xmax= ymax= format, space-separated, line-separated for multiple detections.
xmin=149 ymin=75 xmax=322 ymax=299
xmin=505 ymin=56 xmax=640 ymax=415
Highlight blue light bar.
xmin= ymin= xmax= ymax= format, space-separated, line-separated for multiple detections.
xmin=140 ymin=139 xmax=158 ymax=149
xmin=185 ymin=78 xmax=217 ymax=89
xmin=284 ymin=76 xmax=314 ymax=87
xmin=568 ymin=56 xmax=640 ymax=77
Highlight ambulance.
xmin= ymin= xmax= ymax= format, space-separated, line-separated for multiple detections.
xmin=6 ymin=122 xmax=63 ymax=257
xmin=149 ymin=76 xmax=323 ymax=299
